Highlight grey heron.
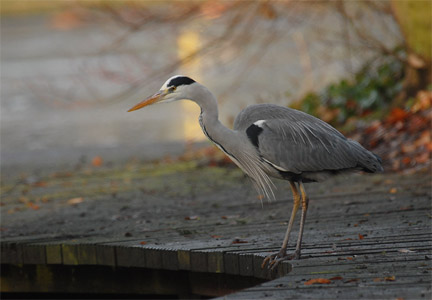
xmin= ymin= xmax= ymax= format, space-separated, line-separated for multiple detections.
xmin=128 ymin=75 xmax=383 ymax=270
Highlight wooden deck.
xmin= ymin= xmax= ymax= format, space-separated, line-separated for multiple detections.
xmin=1 ymin=161 xmax=431 ymax=298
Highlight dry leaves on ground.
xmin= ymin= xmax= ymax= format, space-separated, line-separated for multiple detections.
xmin=350 ymin=91 xmax=431 ymax=173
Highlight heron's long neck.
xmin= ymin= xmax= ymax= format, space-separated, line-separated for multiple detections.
xmin=193 ymin=86 xmax=237 ymax=151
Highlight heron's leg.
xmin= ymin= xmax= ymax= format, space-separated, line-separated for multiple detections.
xmin=294 ymin=181 xmax=309 ymax=259
xmin=279 ymin=181 xmax=301 ymax=254
xmin=261 ymin=181 xmax=300 ymax=269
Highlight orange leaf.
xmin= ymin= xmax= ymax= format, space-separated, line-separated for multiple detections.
xmin=414 ymin=130 xmax=430 ymax=147
xmin=389 ymin=188 xmax=398 ymax=194
xmin=358 ymin=234 xmax=364 ymax=240
xmin=364 ymin=121 xmax=381 ymax=135
xmin=387 ymin=108 xmax=409 ymax=124
xmin=346 ymin=256 xmax=354 ymax=260
xmin=385 ymin=276 xmax=396 ymax=281
xmin=139 ymin=241 xmax=147 ymax=245
xmin=415 ymin=152 xmax=430 ymax=164
xmin=67 ymin=197 xmax=84 ymax=205
xmin=211 ymin=235 xmax=222 ymax=238
xmin=304 ymin=278 xmax=332 ymax=285
xmin=401 ymin=144 xmax=416 ymax=153
xmin=402 ymin=157 xmax=411 ymax=165
xmin=27 ymin=202 xmax=40 ymax=210
xmin=92 ymin=156 xmax=103 ymax=167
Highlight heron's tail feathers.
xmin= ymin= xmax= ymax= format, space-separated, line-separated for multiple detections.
xmin=348 ymin=139 xmax=384 ymax=173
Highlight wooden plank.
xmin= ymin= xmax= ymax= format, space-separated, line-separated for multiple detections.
xmin=0 ymin=242 xmax=22 ymax=265
xmin=95 ymin=244 xmax=116 ymax=266
xmin=45 ymin=244 xmax=62 ymax=264
xmin=21 ymin=244 xmax=46 ymax=264
xmin=116 ymin=246 xmax=146 ymax=268
xmin=144 ymin=247 xmax=162 ymax=269
xmin=0 ymin=171 xmax=430 ymax=298
xmin=161 ymin=248 xmax=179 ymax=271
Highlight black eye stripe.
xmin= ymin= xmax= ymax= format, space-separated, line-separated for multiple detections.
xmin=168 ymin=76 xmax=195 ymax=87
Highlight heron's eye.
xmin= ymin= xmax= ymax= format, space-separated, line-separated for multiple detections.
xmin=169 ymin=86 xmax=176 ymax=93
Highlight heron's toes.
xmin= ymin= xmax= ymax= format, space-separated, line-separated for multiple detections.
xmin=262 ymin=250 xmax=302 ymax=271
xmin=261 ymin=250 xmax=288 ymax=270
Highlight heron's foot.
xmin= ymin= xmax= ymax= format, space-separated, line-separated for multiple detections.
xmin=261 ymin=249 xmax=301 ymax=271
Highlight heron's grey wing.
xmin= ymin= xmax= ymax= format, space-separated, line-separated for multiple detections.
xmin=257 ymin=118 xmax=382 ymax=174
xmin=234 ymin=104 xmax=381 ymax=174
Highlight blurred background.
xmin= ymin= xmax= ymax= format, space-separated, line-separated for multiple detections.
xmin=1 ymin=0 xmax=431 ymax=175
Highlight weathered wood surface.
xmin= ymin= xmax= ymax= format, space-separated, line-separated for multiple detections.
xmin=1 ymin=161 xmax=431 ymax=298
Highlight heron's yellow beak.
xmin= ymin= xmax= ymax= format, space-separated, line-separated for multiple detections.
xmin=127 ymin=91 xmax=164 ymax=112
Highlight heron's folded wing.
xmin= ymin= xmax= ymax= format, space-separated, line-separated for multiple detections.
xmin=256 ymin=119 xmax=360 ymax=173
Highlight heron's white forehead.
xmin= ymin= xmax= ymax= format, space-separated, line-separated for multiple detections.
xmin=160 ymin=75 xmax=186 ymax=89
xmin=160 ymin=75 xmax=182 ymax=89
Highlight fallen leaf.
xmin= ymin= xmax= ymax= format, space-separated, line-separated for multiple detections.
xmin=387 ymin=108 xmax=409 ymax=124
xmin=27 ymin=202 xmax=40 ymax=210
xmin=364 ymin=121 xmax=381 ymax=135
xmin=415 ymin=152 xmax=429 ymax=164
xmin=358 ymin=234 xmax=364 ymax=240
xmin=344 ymin=278 xmax=360 ymax=283
xmin=385 ymin=276 xmax=395 ymax=281
xmin=389 ymin=188 xmax=398 ymax=194
xmin=346 ymin=257 xmax=354 ymax=260
xmin=92 ymin=156 xmax=103 ymax=167
xmin=401 ymin=144 xmax=416 ymax=153
xmin=211 ymin=235 xmax=222 ymax=238
xmin=139 ymin=241 xmax=147 ymax=245
xmin=185 ymin=216 xmax=199 ymax=220
xmin=398 ymin=249 xmax=416 ymax=253
xmin=373 ymin=277 xmax=382 ymax=282
xmin=32 ymin=181 xmax=48 ymax=187
xmin=329 ymin=276 xmax=343 ymax=280
xmin=414 ymin=130 xmax=430 ymax=147
xmin=18 ymin=196 xmax=30 ymax=203
xmin=67 ymin=197 xmax=84 ymax=205
xmin=304 ymin=278 xmax=332 ymax=285
xmin=399 ymin=205 xmax=413 ymax=211
xmin=231 ymin=238 xmax=248 ymax=244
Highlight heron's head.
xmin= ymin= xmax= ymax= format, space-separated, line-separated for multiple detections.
xmin=127 ymin=75 xmax=196 ymax=112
